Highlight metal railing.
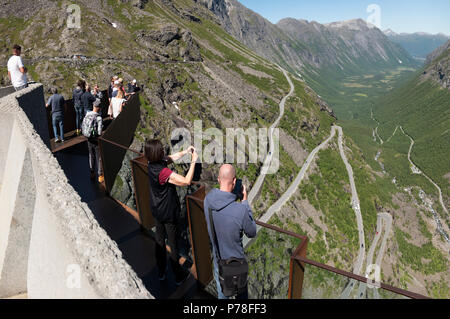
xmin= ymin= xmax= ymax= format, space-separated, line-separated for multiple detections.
xmin=97 ymin=137 xmax=431 ymax=300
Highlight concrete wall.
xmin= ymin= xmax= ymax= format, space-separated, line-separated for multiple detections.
xmin=0 ymin=113 xmax=14 ymax=183
xmin=15 ymin=85 xmax=51 ymax=149
xmin=0 ymin=86 xmax=15 ymax=99
xmin=0 ymin=84 xmax=153 ymax=299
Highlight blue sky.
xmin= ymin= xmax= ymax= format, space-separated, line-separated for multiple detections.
xmin=239 ymin=0 xmax=450 ymax=35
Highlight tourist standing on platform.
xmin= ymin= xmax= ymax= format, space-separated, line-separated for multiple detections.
xmin=7 ymin=44 xmax=28 ymax=91
xmin=92 ymin=84 xmax=103 ymax=100
xmin=73 ymin=80 xmax=86 ymax=136
xmin=145 ymin=140 xmax=198 ymax=285
xmin=118 ymin=78 xmax=126 ymax=96
xmin=46 ymin=88 xmax=66 ymax=143
xmin=108 ymin=80 xmax=120 ymax=116
xmin=127 ymin=79 xmax=140 ymax=95
xmin=108 ymin=76 xmax=118 ymax=102
xmin=203 ymin=164 xmax=256 ymax=300
xmin=81 ymin=84 xmax=97 ymax=118
xmin=82 ymin=99 xmax=104 ymax=183
xmin=111 ymin=78 xmax=127 ymax=99
xmin=109 ymin=89 xmax=126 ymax=119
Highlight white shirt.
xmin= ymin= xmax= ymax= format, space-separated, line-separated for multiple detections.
xmin=7 ymin=55 xmax=27 ymax=87
xmin=111 ymin=97 xmax=125 ymax=118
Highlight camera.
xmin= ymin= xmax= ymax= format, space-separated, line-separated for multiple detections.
xmin=232 ymin=179 xmax=244 ymax=201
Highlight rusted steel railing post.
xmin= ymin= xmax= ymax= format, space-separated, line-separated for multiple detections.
xmin=288 ymin=237 xmax=308 ymax=299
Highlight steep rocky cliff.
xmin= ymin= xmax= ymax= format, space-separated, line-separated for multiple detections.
xmin=424 ymin=40 xmax=450 ymax=89
xmin=194 ymin=0 xmax=416 ymax=75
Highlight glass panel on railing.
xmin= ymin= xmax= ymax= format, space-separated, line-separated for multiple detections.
xmin=245 ymin=224 xmax=301 ymax=299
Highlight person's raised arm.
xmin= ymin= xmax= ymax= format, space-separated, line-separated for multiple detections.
xmin=242 ymin=185 xmax=257 ymax=238
xmin=168 ymin=150 xmax=198 ymax=187
xmin=45 ymin=96 xmax=51 ymax=108
xmin=169 ymin=146 xmax=195 ymax=162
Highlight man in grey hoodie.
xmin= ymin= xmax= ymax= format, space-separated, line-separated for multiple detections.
xmin=204 ymin=164 xmax=257 ymax=299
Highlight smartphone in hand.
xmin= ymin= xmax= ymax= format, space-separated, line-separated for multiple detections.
xmin=233 ymin=179 xmax=244 ymax=201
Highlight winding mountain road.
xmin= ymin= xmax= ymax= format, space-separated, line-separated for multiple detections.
xmin=248 ymin=67 xmax=294 ymax=205
xmin=258 ymin=126 xmax=338 ymax=224
xmin=386 ymin=126 xmax=399 ymax=144
xmin=400 ymin=126 xmax=448 ymax=215
xmin=356 ymin=213 xmax=393 ymax=299
xmin=338 ymin=126 xmax=366 ymax=299
xmin=371 ymin=109 xmax=384 ymax=145
xmin=251 ymin=124 xmax=367 ymax=297
xmin=244 ymin=70 xmax=366 ymax=296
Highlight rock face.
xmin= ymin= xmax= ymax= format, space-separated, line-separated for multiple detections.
xmin=194 ymin=0 xmax=230 ymax=21
xmin=195 ymin=0 xmax=416 ymax=73
xmin=279 ymin=18 xmax=413 ymax=68
xmin=136 ymin=24 xmax=202 ymax=61
xmin=423 ymin=40 xmax=450 ymax=89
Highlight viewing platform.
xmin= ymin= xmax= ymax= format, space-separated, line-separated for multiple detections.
xmin=0 ymin=83 xmax=429 ymax=299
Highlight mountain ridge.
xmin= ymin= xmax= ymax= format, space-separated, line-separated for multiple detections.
xmin=385 ymin=31 xmax=449 ymax=60
xmin=195 ymin=0 xmax=417 ymax=74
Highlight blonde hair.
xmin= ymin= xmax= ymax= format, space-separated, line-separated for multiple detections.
xmin=116 ymin=90 xmax=124 ymax=99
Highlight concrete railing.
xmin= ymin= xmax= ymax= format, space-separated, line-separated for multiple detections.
xmin=0 ymin=84 xmax=153 ymax=299
xmin=0 ymin=85 xmax=16 ymax=99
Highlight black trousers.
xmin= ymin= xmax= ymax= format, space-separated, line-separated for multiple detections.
xmin=154 ymin=219 xmax=185 ymax=281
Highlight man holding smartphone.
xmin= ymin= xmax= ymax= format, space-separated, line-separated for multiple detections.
xmin=203 ymin=164 xmax=257 ymax=299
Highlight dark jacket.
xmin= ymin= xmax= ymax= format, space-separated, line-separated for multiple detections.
xmin=127 ymin=83 xmax=140 ymax=94
xmin=148 ymin=161 xmax=181 ymax=224
xmin=73 ymin=87 xmax=84 ymax=108
xmin=81 ymin=91 xmax=96 ymax=110
xmin=108 ymin=84 xmax=113 ymax=99
xmin=204 ymin=189 xmax=257 ymax=260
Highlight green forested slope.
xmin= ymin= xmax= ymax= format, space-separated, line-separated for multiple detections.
xmin=376 ymin=76 xmax=450 ymax=200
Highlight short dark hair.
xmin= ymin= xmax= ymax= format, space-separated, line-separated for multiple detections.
xmin=51 ymin=87 xmax=58 ymax=94
xmin=13 ymin=44 xmax=21 ymax=51
xmin=93 ymin=98 xmax=101 ymax=109
xmin=145 ymin=139 xmax=165 ymax=164
xmin=77 ymin=79 xmax=86 ymax=89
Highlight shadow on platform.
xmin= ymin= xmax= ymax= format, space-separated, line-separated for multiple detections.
xmin=54 ymin=142 xmax=213 ymax=299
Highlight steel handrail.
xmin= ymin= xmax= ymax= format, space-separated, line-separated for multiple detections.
xmin=293 ymin=256 xmax=430 ymax=299
xmin=99 ymin=136 xmax=142 ymax=155
xmin=99 ymin=139 xmax=431 ymax=300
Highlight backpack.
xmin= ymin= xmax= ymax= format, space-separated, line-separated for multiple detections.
xmin=81 ymin=112 xmax=100 ymax=138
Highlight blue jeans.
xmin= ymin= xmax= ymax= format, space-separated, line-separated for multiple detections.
xmin=74 ymin=105 xmax=83 ymax=130
xmin=52 ymin=113 xmax=64 ymax=140
xmin=213 ymin=255 xmax=248 ymax=300
xmin=213 ymin=257 xmax=229 ymax=300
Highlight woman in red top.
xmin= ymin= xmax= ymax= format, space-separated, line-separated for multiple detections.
xmin=145 ymin=139 xmax=198 ymax=285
